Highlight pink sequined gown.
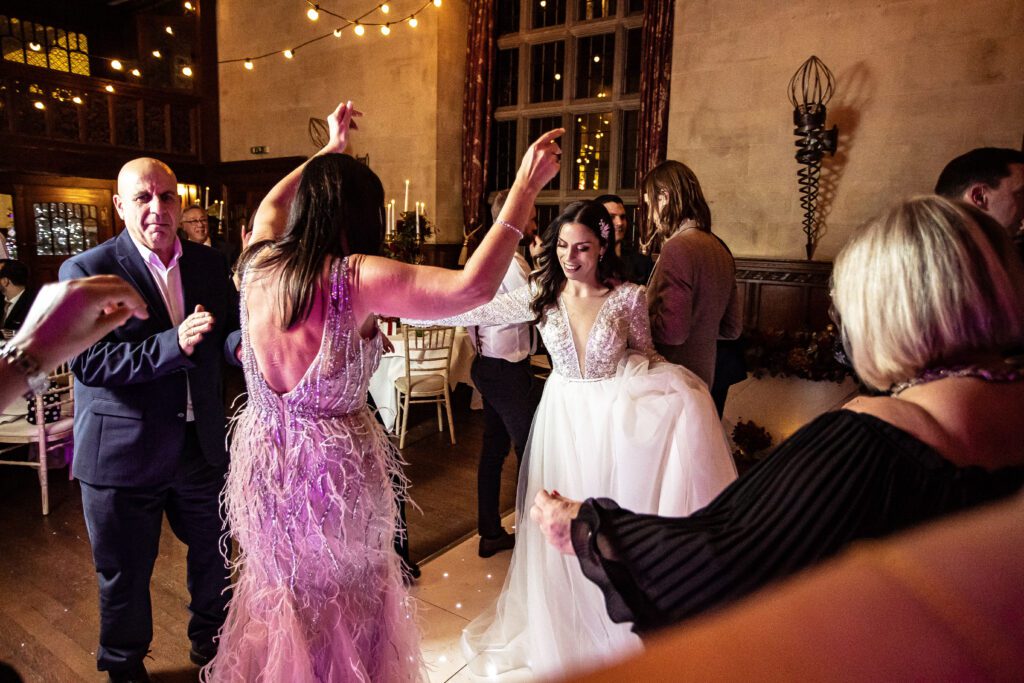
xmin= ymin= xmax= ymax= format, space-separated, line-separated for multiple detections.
xmin=205 ymin=257 xmax=423 ymax=682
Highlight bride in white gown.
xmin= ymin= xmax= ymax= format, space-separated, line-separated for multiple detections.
xmin=414 ymin=200 xmax=737 ymax=677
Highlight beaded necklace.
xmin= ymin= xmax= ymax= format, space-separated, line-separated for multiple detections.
xmin=890 ymin=355 xmax=1024 ymax=395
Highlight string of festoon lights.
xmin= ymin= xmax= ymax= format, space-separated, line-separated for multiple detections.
xmin=83 ymin=1 xmax=197 ymax=93
xmin=219 ymin=0 xmax=443 ymax=71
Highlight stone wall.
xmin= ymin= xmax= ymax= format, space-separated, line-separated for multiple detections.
xmin=217 ymin=0 xmax=467 ymax=242
xmin=218 ymin=0 xmax=1023 ymax=253
xmin=667 ymin=0 xmax=1024 ymax=259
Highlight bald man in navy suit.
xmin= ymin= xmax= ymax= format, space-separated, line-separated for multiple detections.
xmin=60 ymin=157 xmax=241 ymax=683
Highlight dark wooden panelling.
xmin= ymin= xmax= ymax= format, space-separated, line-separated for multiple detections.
xmin=735 ymin=258 xmax=833 ymax=332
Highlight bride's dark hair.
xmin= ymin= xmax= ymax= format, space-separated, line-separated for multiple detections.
xmin=528 ymin=200 xmax=623 ymax=323
xmin=243 ymin=153 xmax=385 ymax=330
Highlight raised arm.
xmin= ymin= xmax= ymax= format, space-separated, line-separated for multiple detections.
xmin=248 ymin=101 xmax=360 ymax=247
xmin=404 ymin=284 xmax=534 ymax=328
xmin=350 ymin=129 xmax=563 ymax=323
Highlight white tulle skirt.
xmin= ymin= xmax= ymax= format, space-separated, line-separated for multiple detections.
xmin=461 ymin=353 xmax=738 ymax=678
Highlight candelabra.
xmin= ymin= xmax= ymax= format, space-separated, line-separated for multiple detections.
xmin=788 ymin=56 xmax=838 ymax=259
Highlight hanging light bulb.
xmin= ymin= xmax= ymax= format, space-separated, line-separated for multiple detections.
xmin=306 ymin=6 xmax=319 ymax=21
xmin=284 ymin=49 xmax=294 ymax=59
xmin=433 ymin=0 xmax=441 ymax=7
xmin=408 ymin=16 xmax=418 ymax=27
xmin=181 ymin=65 xmax=193 ymax=77
xmin=33 ymin=101 xmax=45 ymax=110
xmin=354 ymin=23 xmax=365 ymax=36
xmin=165 ymin=25 xmax=174 ymax=35
xmin=28 ymin=41 xmax=42 ymax=51
xmin=105 ymin=84 xmax=115 ymax=92
xmin=381 ymin=3 xmax=390 ymax=13
xmin=111 ymin=59 xmax=123 ymax=71
xmin=184 ymin=1 xmax=194 ymax=10
xmin=333 ymin=27 xmax=343 ymax=37
xmin=72 ymin=95 xmax=83 ymax=104
xmin=152 ymin=50 xmax=162 ymax=58
xmin=130 ymin=68 xmax=141 ymax=77
xmin=244 ymin=59 xmax=254 ymax=70
xmin=380 ymin=23 xmax=391 ymax=35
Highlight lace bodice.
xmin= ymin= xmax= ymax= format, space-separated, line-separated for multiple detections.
xmin=415 ymin=282 xmax=658 ymax=380
xmin=240 ymin=256 xmax=383 ymax=418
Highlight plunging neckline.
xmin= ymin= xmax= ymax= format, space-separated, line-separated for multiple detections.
xmin=557 ymin=289 xmax=613 ymax=378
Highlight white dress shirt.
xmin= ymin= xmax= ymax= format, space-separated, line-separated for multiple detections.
xmin=471 ymin=252 xmax=533 ymax=362
xmin=128 ymin=233 xmax=194 ymax=421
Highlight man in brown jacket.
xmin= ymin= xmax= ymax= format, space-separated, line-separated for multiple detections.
xmin=643 ymin=161 xmax=741 ymax=389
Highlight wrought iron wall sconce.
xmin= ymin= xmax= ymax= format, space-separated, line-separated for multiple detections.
xmin=789 ymin=56 xmax=838 ymax=259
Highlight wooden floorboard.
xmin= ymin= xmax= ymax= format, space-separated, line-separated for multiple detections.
xmin=0 ymin=379 xmax=536 ymax=679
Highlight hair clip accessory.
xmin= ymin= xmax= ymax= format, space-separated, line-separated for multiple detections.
xmin=598 ymin=219 xmax=610 ymax=241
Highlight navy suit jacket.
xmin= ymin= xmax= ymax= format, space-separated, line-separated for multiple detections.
xmin=59 ymin=230 xmax=242 ymax=487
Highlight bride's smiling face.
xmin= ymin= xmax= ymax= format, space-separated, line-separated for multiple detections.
xmin=556 ymin=221 xmax=603 ymax=285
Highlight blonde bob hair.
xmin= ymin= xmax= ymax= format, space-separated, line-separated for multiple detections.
xmin=832 ymin=195 xmax=1024 ymax=391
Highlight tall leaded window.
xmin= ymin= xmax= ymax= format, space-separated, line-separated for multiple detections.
xmin=489 ymin=0 xmax=643 ymax=231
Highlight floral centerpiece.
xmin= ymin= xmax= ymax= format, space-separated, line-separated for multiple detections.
xmin=383 ymin=210 xmax=433 ymax=264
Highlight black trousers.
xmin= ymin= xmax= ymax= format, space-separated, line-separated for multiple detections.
xmin=470 ymin=355 xmax=536 ymax=538
xmin=80 ymin=425 xmax=230 ymax=672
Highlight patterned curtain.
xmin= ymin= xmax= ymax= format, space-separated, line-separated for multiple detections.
xmin=637 ymin=0 xmax=675 ymax=250
xmin=460 ymin=0 xmax=497 ymax=264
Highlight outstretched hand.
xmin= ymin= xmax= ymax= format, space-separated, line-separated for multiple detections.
xmin=530 ymin=489 xmax=583 ymax=556
xmin=516 ymin=128 xmax=565 ymax=193
xmin=322 ymin=100 xmax=362 ymax=155
xmin=12 ymin=275 xmax=148 ymax=372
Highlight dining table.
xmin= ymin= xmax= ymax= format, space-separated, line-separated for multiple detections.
xmin=368 ymin=325 xmax=477 ymax=432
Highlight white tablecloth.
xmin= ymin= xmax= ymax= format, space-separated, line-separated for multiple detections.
xmin=368 ymin=327 xmax=476 ymax=431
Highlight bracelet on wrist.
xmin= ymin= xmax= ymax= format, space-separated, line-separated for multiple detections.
xmin=496 ymin=219 xmax=524 ymax=240
xmin=1 ymin=342 xmax=50 ymax=398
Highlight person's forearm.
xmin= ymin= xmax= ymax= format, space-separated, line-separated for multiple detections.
xmin=251 ymin=153 xmax=320 ymax=243
xmin=460 ymin=178 xmax=543 ymax=305
xmin=251 ymin=101 xmax=356 ymax=243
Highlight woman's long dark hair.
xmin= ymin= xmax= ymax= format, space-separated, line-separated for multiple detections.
xmin=528 ymin=200 xmax=624 ymax=323
xmin=244 ymin=153 xmax=384 ymax=329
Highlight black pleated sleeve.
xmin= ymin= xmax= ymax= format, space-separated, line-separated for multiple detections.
xmin=571 ymin=410 xmax=1024 ymax=635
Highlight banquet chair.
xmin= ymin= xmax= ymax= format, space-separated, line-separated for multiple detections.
xmin=0 ymin=363 xmax=75 ymax=515
xmin=393 ymin=326 xmax=456 ymax=449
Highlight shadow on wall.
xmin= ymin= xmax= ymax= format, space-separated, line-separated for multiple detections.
xmin=811 ymin=61 xmax=875 ymax=252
